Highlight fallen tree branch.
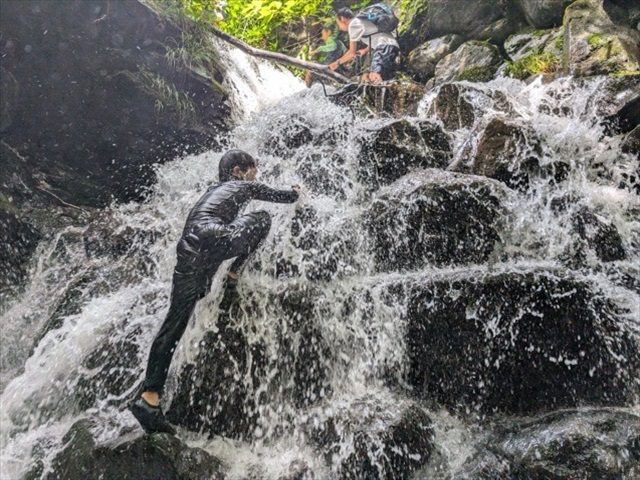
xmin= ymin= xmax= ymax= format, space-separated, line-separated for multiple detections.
xmin=210 ymin=27 xmax=350 ymax=85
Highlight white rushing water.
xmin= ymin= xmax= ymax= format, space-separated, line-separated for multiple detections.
xmin=1 ymin=39 xmax=638 ymax=479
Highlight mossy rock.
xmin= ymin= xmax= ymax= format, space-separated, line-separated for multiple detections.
xmin=457 ymin=66 xmax=496 ymax=82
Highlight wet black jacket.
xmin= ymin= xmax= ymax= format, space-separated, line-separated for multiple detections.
xmin=181 ymin=180 xmax=298 ymax=240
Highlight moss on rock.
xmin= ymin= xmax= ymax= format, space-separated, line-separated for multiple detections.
xmin=457 ymin=66 xmax=496 ymax=82
xmin=506 ymin=51 xmax=561 ymax=79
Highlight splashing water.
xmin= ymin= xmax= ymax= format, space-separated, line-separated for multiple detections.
xmin=1 ymin=42 xmax=639 ymax=480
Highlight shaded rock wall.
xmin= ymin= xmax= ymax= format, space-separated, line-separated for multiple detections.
xmin=0 ymin=0 xmax=232 ymax=296
xmin=0 ymin=0 xmax=230 ymax=208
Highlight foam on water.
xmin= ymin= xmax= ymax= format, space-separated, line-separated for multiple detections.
xmin=1 ymin=39 xmax=639 ymax=480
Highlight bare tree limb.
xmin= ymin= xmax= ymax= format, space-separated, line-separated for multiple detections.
xmin=210 ymin=27 xmax=350 ymax=85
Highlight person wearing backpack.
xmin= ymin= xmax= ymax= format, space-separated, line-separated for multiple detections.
xmin=328 ymin=5 xmax=400 ymax=84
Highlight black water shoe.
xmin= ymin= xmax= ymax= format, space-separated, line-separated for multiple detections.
xmin=129 ymin=397 xmax=176 ymax=435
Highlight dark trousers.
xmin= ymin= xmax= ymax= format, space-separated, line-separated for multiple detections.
xmin=142 ymin=211 xmax=271 ymax=394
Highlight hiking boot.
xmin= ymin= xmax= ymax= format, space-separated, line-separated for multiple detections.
xmin=129 ymin=397 xmax=176 ymax=435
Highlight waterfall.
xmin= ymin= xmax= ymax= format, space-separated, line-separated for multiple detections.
xmin=1 ymin=42 xmax=638 ymax=480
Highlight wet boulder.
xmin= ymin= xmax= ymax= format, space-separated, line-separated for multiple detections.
xmin=515 ymin=0 xmax=573 ymax=29
xmin=502 ymin=28 xmax=564 ymax=80
xmin=427 ymin=84 xmax=515 ymax=132
xmin=455 ymin=117 xmax=553 ymax=190
xmin=328 ymin=81 xmax=426 ymax=117
xmin=404 ymin=269 xmax=640 ymax=415
xmin=74 ymin=321 xmax=145 ymax=411
xmin=272 ymin=204 xmax=363 ymax=282
xmin=306 ymin=396 xmax=434 ymax=479
xmin=563 ymin=0 xmax=640 ymax=76
xmin=261 ymin=114 xmax=314 ymax=157
xmin=452 ymin=409 xmax=640 ymax=479
xmin=167 ymin=285 xmax=331 ymax=439
xmin=621 ymin=126 xmax=640 ymax=156
xmin=570 ymin=206 xmax=626 ymax=263
xmin=31 ymin=418 xmax=223 ymax=480
xmin=602 ymin=95 xmax=640 ymax=137
xmin=434 ymin=41 xmax=503 ymax=85
xmin=0 ymin=203 xmax=41 ymax=296
xmin=427 ymin=84 xmax=478 ymax=130
xmin=294 ymin=151 xmax=352 ymax=201
xmin=504 ymin=29 xmax=562 ymax=62
xmin=366 ymin=169 xmax=509 ymax=271
xmin=400 ymin=0 xmax=508 ymax=52
xmin=406 ymin=35 xmax=464 ymax=83
xmin=358 ymin=120 xmax=451 ymax=188
xmin=82 ymin=212 xmax=162 ymax=260
xmin=166 ymin=318 xmax=257 ymax=439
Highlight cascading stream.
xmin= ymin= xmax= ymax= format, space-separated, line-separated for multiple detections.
xmin=1 ymin=41 xmax=638 ymax=479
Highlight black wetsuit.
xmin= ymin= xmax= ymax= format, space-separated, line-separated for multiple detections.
xmin=142 ymin=180 xmax=298 ymax=394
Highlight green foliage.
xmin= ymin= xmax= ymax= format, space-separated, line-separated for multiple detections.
xmin=148 ymin=0 xmax=341 ymax=57
xmin=587 ymin=33 xmax=608 ymax=49
xmin=220 ymin=0 xmax=335 ymax=50
xmin=552 ymin=33 xmax=564 ymax=52
xmin=143 ymin=0 xmax=222 ymax=71
xmin=506 ymin=51 xmax=560 ymax=80
xmin=127 ymin=70 xmax=197 ymax=126
xmin=164 ymin=31 xmax=219 ymax=73
xmin=398 ymin=0 xmax=428 ymax=32
xmin=180 ymin=0 xmax=224 ymax=23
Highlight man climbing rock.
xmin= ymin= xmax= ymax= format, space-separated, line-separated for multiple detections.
xmin=328 ymin=6 xmax=400 ymax=84
xmin=130 ymin=149 xmax=300 ymax=434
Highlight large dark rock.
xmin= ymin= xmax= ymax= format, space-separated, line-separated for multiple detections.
xmin=307 ymin=397 xmax=434 ymax=479
xmin=515 ymin=0 xmax=574 ymax=28
xmin=404 ymin=269 xmax=640 ymax=415
xmin=261 ymin=114 xmax=314 ymax=157
xmin=31 ymin=419 xmax=224 ymax=480
xmin=570 ymin=206 xmax=626 ymax=263
xmin=621 ymin=125 xmax=640 ymax=157
xmin=277 ymin=204 xmax=362 ymax=281
xmin=427 ymin=84 xmax=478 ymax=131
xmin=427 ymin=84 xmax=515 ymax=132
xmin=294 ymin=151 xmax=352 ymax=201
xmin=602 ymin=95 xmax=640 ymax=137
xmin=452 ymin=409 xmax=640 ymax=479
xmin=0 ymin=0 xmax=230 ymax=208
xmin=82 ymin=213 xmax=162 ymax=260
xmin=366 ymin=170 xmax=509 ymax=271
xmin=326 ymin=81 xmax=426 ymax=117
xmin=434 ymin=41 xmax=503 ymax=85
xmin=399 ymin=0 xmax=509 ymax=52
xmin=358 ymin=120 xmax=451 ymax=188
xmin=455 ymin=117 xmax=575 ymax=190
xmin=406 ymin=35 xmax=464 ymax=83
xmin=167 ymin=286 xmax=331 ymax=439
xmin=454 ymin=117 xmax=552 ymax=190
xmin=0 ymin=201 xmax=41 ymax=296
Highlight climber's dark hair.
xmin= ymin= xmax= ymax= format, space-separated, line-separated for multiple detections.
xmin=336 ymin=7 xmax=354 ymax=19
xmin=218 ymin=149 xmax=257 ymax=182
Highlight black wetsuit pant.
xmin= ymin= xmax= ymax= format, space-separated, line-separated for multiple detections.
xmin=142 ymin=210 xmax=271 ymax=394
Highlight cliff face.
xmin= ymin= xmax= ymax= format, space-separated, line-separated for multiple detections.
xmin=0 ymin=0 xmax=232 ymax=294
